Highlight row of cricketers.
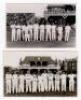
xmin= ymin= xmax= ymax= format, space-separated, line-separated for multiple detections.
xmin=5 ymin=70 xmax=76 ymax=94
xmin=10 ymin=22 xmax=72 ymax=42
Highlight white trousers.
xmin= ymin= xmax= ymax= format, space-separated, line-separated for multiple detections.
xmin=55 ymin=81 xmax=60 ymax=91
xmin=26 ymin=81 xmax=31 ymax=93
xmin=38 ymin=82 xmax=44 ymax=92
xmin=61 ymin=82 xmax=66 ymax=92
xmin=22 ymin=31 xmax=25 ymax=41
xmin=52 ymin=31 xmax=56 ymax=40
xmin=18 ymin=82 xmax=24 ymax=93
xmin=40 ymin=31 xmax=44 ymax=41
xmin=46 ymin=31 xmax=51 ymax=41
xmin=12 ymin=30 xmax=16 ymax=42
xmin=12 ymin=81 xmax=18 ymax=94
xmin=25 ymin=33 xmax=30 ymax=42
xmin=58 ymin=32 xmax=63 ymax=41
xmin=43 ymin=81 xmax=48 ymax=92
xmin=34 ymin=31 xmax=38 ymax=41
xmin=48 ymin=80 xmax=54 ymax=91
xmin=65 ymin=31 xmax=70 ymax=42
xmin=29 ymin=30 xmax=33 ymax=41
xmin=32 ymin=81 xmax=37 ymax=93
xmin=6 ymin=80 xmax=11 ymax=94
xmin=69 ymin=82 xmax=75 ymax=92
xmin=17 ymin=30 xmax=21 ymax=41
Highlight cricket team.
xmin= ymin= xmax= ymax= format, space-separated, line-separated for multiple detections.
xmin=5 ymin=70 xmax=76 ymax=94
xmin=10 ymin=21 xmax=71 ymax=42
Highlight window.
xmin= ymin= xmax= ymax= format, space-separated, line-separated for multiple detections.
xmin=42 ymin=61 xmax=48 ymax=66
xmin=30 ymin=61 xmax=36 ymax=66
xmin=37 ymin=61 xmax=41 ymax=66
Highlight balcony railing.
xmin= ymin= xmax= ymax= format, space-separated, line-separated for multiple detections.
xmin=19 ymin=64 xmax=61 ymax=70
xmin=44 ymin=10 xmax=75 ymax=17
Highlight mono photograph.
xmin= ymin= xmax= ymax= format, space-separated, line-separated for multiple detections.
xmin=3 ymin=50 xmax=77 ymax=96
xmin=6 ymin=3 xmax=76 ymax=48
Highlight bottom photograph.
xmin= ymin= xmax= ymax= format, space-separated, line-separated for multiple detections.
xmin=3 ymin=50 xmax=77 ymax=96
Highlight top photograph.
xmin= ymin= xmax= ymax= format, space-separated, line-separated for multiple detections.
xmin=6 ymin=3 xmax=76 ymax=48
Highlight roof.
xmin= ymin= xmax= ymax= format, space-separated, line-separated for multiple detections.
xmin=20 ymin=56 xmax=54 ymax=65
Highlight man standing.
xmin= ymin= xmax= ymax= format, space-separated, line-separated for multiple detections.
xmin=39 ymin=23 xmax=45 ymax=41
xmin=5 ymin=72 xmax=12 ymax=94
xmin=32 ymin=73 xmax=38 ymax=93
xmin=54 ymin=72 xmax=60 ymax=92
xmin=25 ymin=70 xmax=33 ymax=93
xmin=60 ymin=72 xmax=67 ymax=92
xmin=33 ymin=21 xmax=39 ymax=41
xmin=28 ymin=22 xmax=33 ymax=41
xmin=18 ymin=72 xmax=25 ymax=93
xmin=38 ymin=71 xmax=44 ymax=92
xmin=21 ymin=24 xmax=26 ymax=41
xmin=24 ymin=24 xmax=30 ymax=42
xmin=51 ymin=23 xmax=56 ymax=41
xmin=10 ymin=22 xmax=16 ymax=42
xmin=41 ymin=70 xmax=48 ymax=92
xmin=57 ymin=25 xmax=63 ymax=41
xmin=68 ymin=73 xmax=76 ymax=92
xmin=48 ymin=70 xmax=54 ymax=92
xmin=65 ymin=24 xmax=71 ymax=42
xmin=16 ymin=23 xmax=21 ymax=41
xmin=45 ymin=22 xmax=51 ymax=41
xmin=12 ymin=71 xmax=19 ymax=94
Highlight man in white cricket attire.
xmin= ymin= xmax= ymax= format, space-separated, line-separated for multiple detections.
xmin=33 ymin=22 xmax=39 ymax=41
xmin=68 ymin=73 xmax=76 ymax=92
xmin=38 ymin=72 xmax=44 ymax=92
xmin=25 ymin=70 xmax=33 ymax=93
xmin=65 ymin=24 xmax=71 ymax=42
xmin=60 ymin=72 xmax=67 ymax=92
xmin=48 ymin=70 xmax=54 ymax=92
xmin=54 ymin=72 xmax=60 ymax=92
xmin=5 ymin=72 xmax=12 ymax=94
xmin=21 ymin=24 xmax=26 ymax=41
xmin=16 ymin=24 xmax=21 ymax=41
xmin=57 ymin=25 xmax=63 ymax=41
xmin=28 ymin=22 xmax=33 ymax=41
xmin=24 ymin=24 xmax=30 ymax=42
xmin=45 ymin=22 xmax=51 ymax=41
xmin=12 ymin=72 xmax=18 ymax=94
xmin=18 ymin=73 xmax=25 ymax=93
xmin=40 ymin=23 xmax=45 ymax=41
xmin=41 ymin=70 xmax=48 ymax=92
xmin=51 ymin=23 xmax=56 ymax=41
xmin=10 ymin=23 xmax=16 ymax=42
xmin=32 ymin=73 xmax=38 ymax=93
